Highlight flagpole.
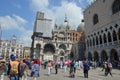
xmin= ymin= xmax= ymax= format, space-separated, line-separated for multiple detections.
xmin=0 ymin=24 xmax=2 ymax=42
xmin=0 ymin=24 xmax=2 ymax=58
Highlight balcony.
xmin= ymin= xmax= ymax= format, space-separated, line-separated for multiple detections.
xmin=86 ymin=40 xmax=120 ymax=51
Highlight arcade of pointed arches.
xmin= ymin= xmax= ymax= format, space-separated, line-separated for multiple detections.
xmin=87 ymin=49 xmax=119 ymax=62
xmin=86 ymin=24 xmax=120 ymax=48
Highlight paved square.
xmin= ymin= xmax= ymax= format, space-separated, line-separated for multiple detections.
xmin=27 ymin=68 xmax=120 ymax=80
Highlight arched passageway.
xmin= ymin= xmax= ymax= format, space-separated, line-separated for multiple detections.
xmin=59 ymin=50 xmax=65 ymax=61
xmin=110 ymin=49 xmax=119 ymax=61
xmin=88 ymin=52 xmax=92 ymax=61
xmin=94 ymin=51 xmax=99 ymax=61
xmin=43 ymin=43 xmax=55 ymax=54
xmin=59 ymin=44 xmax=66 ymax=51
xmin=35 ymin=43 xmax=41 ymax=58
xmin=101 ymin=50 xmax=108 ymax=62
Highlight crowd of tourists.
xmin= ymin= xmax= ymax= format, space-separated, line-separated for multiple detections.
xmin=0 ymin=54 xmax=120 ymax=80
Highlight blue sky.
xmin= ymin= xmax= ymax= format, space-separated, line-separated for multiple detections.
xmin=0 ymin=0 xmax=93 ymax=46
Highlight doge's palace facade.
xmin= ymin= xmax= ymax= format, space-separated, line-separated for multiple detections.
xmin=84 ymin=0 xmax=120 ymax=62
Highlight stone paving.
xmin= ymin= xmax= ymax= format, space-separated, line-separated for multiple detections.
xmin=27 ymin=67 xmax=120 ymax=80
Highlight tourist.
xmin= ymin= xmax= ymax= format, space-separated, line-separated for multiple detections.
xmin=55 ymin=60 xmax=59 ymax=74
xmin=47 ymin=60 xmax=52 ymax=76
xmin=0 ymin=59 xmax=6 ymax=80
xmin=105 ymin=62 xmax=113 ymax=77
xmin=19 ymin=59 xmax=28 ymax=80
xmin=69 ymin=60 xmax=75 ymax=78
xmin=83 ymin=60 xmax=90 ymax=78
xmin=64 ymin=60 xmax=68 ymax=72
xmin=31 ymin=60 xmax=40 ymax=80
xmin=7 ymin=55 xmax=20 ymax=80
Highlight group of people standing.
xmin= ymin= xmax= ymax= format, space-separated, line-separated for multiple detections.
xmin=0 ymin=55 xmax=115 ymax=80
xmin=0 ymin=54 xmax=40 ymax=80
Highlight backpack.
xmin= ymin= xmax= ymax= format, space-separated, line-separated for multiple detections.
xmin=10 ymin=61 xmax=19 ymax=74
xmin=74 ymin=63 xmax=77 ymax=68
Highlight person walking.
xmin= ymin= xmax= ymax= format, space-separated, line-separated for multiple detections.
xmin=31 ymin=60 xmax=40 ymax=80
xmin=7 ymin=55 xmax=20 ymax=80
xmin=19 ymin=59 xmax=28 ymax=80
xmin=55 ymin=61 xmax=59 ymax=74
xmin=105 ymin=63 xmax=113 ymax=77
xmin=83 ymin=61 xmax=90 ymax=78
xmin=69 ymin=60 xmax=75 ymax=78
xmin=0 ymin=59 xmax=6 ymax=80
xmin=47 ymin=60 xmax=52 ymax=76
xmin=64 ymin=60 xmax=68 ymax=72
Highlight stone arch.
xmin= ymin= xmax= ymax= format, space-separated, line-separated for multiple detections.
xmin=103 ymin=33 xmax=107 ymax=43
xmin=35 ymin=43 xmax=41 ymax=58
xmin=43 ymin=43 xmax=55 ymax=54
xmin=110 ymin=49 xmax=119 ymax=61
xmin=101 ymin=50 xmax=108 ymax=62
xmin=94 ymin=51 xmax=99 ymax=61
xmin=36 ymin=43 xmax=41 ymax=49
xmin=59 ymin=44 xmax=66 ymax=51
xmin=112 ymin=30 xmax=117 ymax=41
xmin=88 ymin=52 xmax=92 ymax=61
xmin=112 ymin=0 xmax=120 ymax=14
xmin=59 ymin=49 xmax=65 ymax=61
xmin=108 ymin=32 xmax=112 ymax=42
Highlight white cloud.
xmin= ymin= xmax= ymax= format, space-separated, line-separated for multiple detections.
xmin=30 ymin=0 xmax=83 ymax=29
xmin=19 ymin=30 xmax=33 ymax=46
xmin=13 ymin=15 xmax=27 ymax=24
xmin=30 ymin=0 xmax=49 ymax=11
xmin=0 ymin=15 xmax=27 ymax=30
xmin=0 ymin=15 xmax=32 ymax=46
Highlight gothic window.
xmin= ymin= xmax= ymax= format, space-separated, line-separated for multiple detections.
xmin=103 ymin=34 xmax=107 ymax=43
xmin=112 ymin=0 xmax=120 ymax=14
xmin=113 ymin=30 xmax=117 ymax=41
xmin=100 ymin=35 xmax=102 ymax=44
xmin=93 ymin=14 xmax=99 ymax=25
xmin=96 ymin=36 xmax=98 ymax=45
xmin=108 ymin=32 xmax=112 ymax=42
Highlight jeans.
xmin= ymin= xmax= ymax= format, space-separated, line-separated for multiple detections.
xmin=21 ymin=72 xmax=27 ymax=80
xmin=10 ymin=74 xmax=19 ymax=80
xmin=48 ymin=67 xmax=51 ymax=75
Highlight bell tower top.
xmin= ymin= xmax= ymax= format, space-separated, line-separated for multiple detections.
xmin=36 ymin=12 xmax=44 ymax=20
